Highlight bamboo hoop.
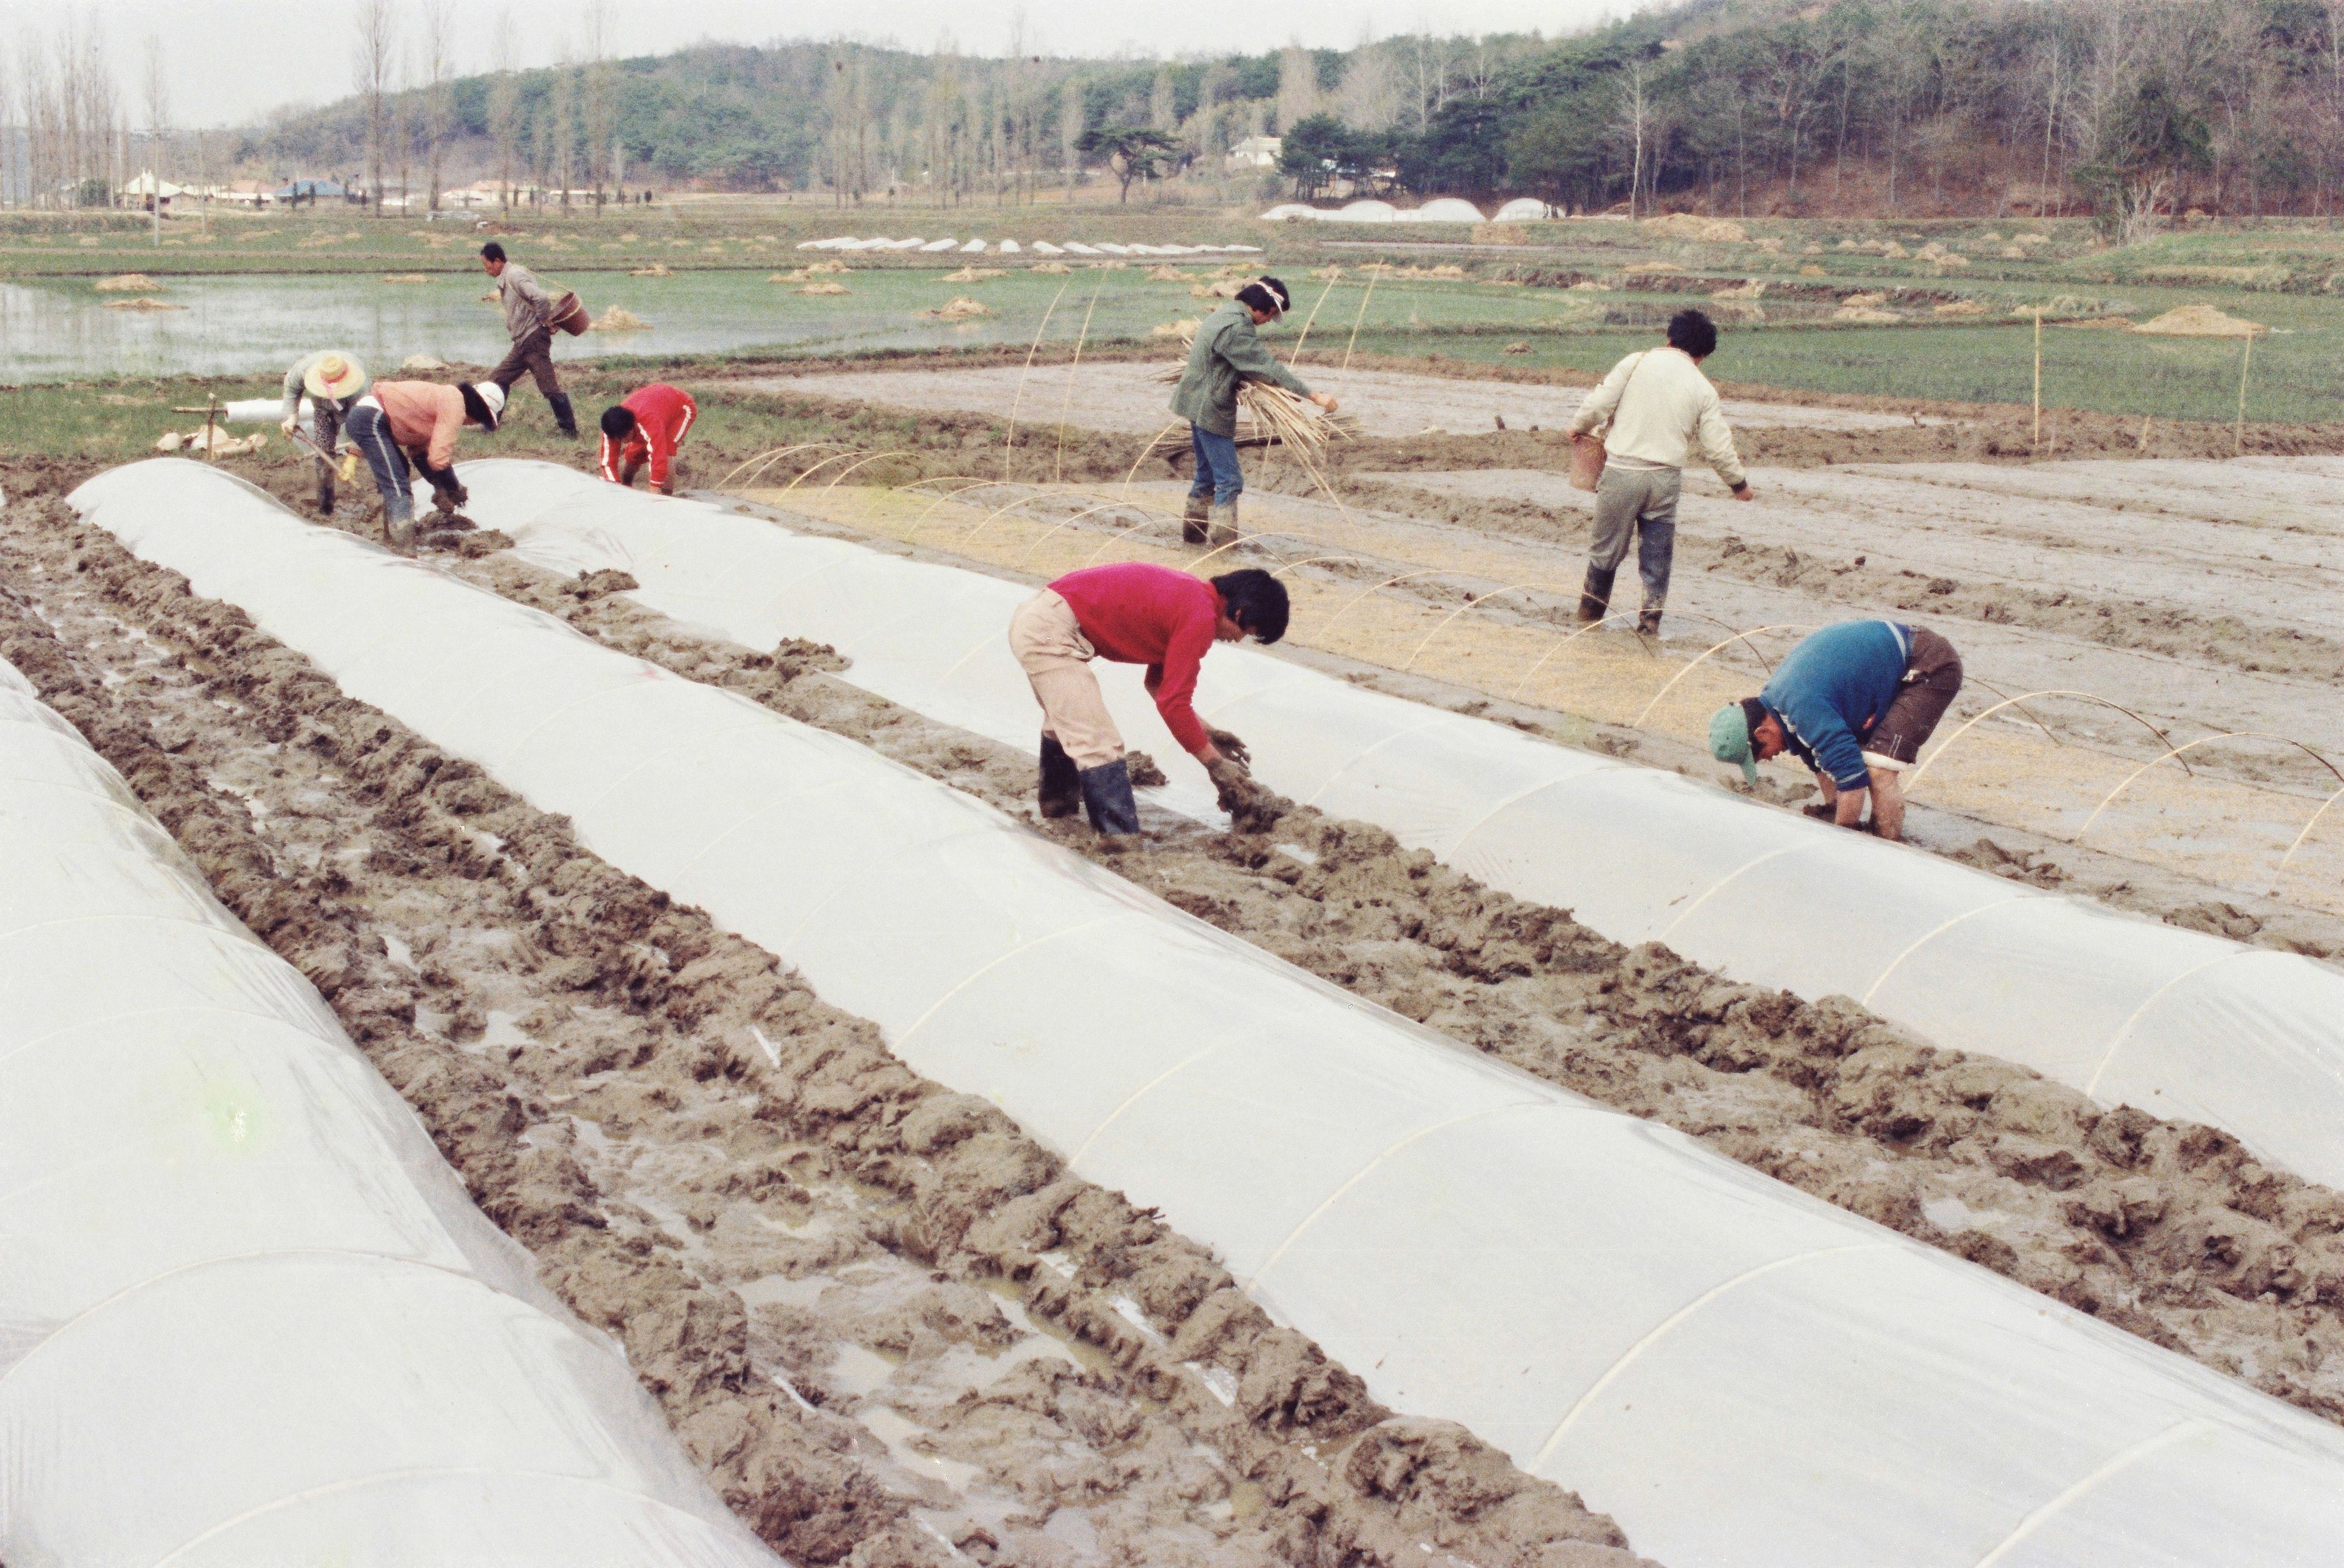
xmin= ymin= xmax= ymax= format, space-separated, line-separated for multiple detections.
xmin=1004 ymin=276 xmax=1071 ymax=479
xmin=817 ymin=450 xmax=903 ymax=490
xmin=1632 ymin=625 xmax=1816 ymax=729
xmin=1904 ymin=691 xmax=2183 ymax=792
xmin=782 ymin=449 xmax=871 ymax=491
xmin=2235 ymin=330 xmax=2253 ymax=456
xmin=1055 ymin=271 xmax=1109 ymax=484
xmin=716 ymin=441 xmax=850 ymax=491
xmin=1505 ymin=616 xmax=1660 ymax=701
xmin=2271 ymin=782 xmax=2344 ymax=894
xmin=1401 ymin=582 xmax=1582 ymax=672
xmin=2076 ymin=731 xmax=2343 ymax=843
xmin=1339 ymin=269 xmax=1380 ymax=376
xmin=1012 ymin=501 xmax=1158 ymax=567
xmin=1285 ymin=274 xmax=1339 ymax=364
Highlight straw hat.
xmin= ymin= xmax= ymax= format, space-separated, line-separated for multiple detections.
xmin=302 ymin=352 xmax=368 ymax=400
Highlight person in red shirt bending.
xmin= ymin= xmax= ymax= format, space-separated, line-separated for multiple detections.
xmin=598 ymin=383 xmax=698 ymax=495
xmin=1007 ymin=561 xmax=1289 ymax=834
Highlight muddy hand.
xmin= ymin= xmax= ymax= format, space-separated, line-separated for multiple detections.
xmin=1206 ymin=757 xmax=1253 ymax=811
xmin=1206 ymin=727 xmax=1251 ymax=768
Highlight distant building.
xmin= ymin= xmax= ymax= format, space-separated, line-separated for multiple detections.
xmin=209 ymin=180 xmax=275 ymax=206
xmin=1226 ymin=135 xmax=1282 ymax=172
xmin=118 ymin=171 xmax=190 ymax=207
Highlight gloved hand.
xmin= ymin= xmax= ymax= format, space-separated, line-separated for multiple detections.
xmin=280 ymin=415 xmax=299 ymax=438
xmin=1205 ymin=756 xmax=1254 ymax=813
xmin=1206 ymin=728 xmax=1251 ymax=769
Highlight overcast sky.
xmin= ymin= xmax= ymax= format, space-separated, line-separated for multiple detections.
xmin=40 ymin=0 xmax=1624 ymax=128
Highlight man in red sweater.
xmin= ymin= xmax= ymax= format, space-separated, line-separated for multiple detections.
xmin=598 ymin=383 xmax=698 ymax=495
xmin=1008 ymin=562 xmax=1290 ymax=834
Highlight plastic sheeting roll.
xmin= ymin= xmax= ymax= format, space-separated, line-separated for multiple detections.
xmin=69 ymin=459 xmax=2344 ymax=1568
xmin=0 ymin=649 xmax=782 ymax=1568
xmin=451 ymin=461 xmax=2344 ymax=1195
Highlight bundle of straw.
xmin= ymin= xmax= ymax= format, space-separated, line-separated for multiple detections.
xmin=1154 ymin=322 xmax=1360 ymax=458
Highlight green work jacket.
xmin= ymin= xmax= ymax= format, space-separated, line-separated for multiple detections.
xmin=1169 ymin=301 xmax=1313 ymax=437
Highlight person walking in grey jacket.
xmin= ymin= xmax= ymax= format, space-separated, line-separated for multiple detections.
xmin=480 ymin=241 xmax=578 ymax=437
xmin=1568 ymin=308 xmax=1755 ymax=636
xmin=1168 ymin=278 xmax=1339 ymax=545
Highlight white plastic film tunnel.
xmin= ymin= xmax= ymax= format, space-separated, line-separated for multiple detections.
xmin=454 ymin=460 xmax=2344 ymax=1198
xmin=66 ymin=458 xmax=2344 ymax=1568
xmin=0 ymin=637 xmax=782 ymax=1565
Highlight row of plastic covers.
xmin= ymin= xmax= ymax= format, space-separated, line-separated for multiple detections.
xmin=0 ymin=638 xmax=783 ymax=1566
xmin=68 ymin=457 xmax=2344 ymax=1568
xmin=451 ymin=461 xmax=2344 ymax=1197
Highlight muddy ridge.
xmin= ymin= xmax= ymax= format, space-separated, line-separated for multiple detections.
xmin=461 ymin=535 xmax=2344 ymax=1431
xmin=0 ymin=493 xmax=1647 ymax=1568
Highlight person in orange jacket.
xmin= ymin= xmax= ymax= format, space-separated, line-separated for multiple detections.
xmin=344 ymin=379 xmax=504 ymax=551
xmin=599 ymin=383 xmax=697 ymax=495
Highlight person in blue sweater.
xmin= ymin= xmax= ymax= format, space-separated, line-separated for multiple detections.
xmin=1708 ymin=620 xmax=1963 ymax=841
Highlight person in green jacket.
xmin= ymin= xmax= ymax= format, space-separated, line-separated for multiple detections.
xmin=1169 ymin=278 xmax=1339 ymax=545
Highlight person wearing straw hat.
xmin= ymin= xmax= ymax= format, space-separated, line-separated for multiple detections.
xmin=1708 ymin=618 xmax=1964 ymax=842
xmin=343 ymin=379 xmax=506 ymax=554
xmin=1170 ymin=278 xmax=1339 ymax=547
xmin=1569 ymin=308 xmax=1755 ymax=637
xmin=1009 ymin=562 xmax=1289 ymax=835
xmin=278 ymin=351 xmax=370 ymax=516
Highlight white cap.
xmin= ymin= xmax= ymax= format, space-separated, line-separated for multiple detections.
xmin=477 ymin=383 xmax=506 ymax=418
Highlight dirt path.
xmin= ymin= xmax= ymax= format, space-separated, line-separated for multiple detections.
xmin=0 ymin=489 xmax=1648 ymax=1568
xmin=422 ymin=520 xmax=2344 ymax=1434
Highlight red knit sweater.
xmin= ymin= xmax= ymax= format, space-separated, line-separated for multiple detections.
xmin=1049 ymin=563 xmax=1223 ymax=757
xmin=599 ymin=383 xmax=697 ymax=489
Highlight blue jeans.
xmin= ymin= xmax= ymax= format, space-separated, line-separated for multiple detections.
xmin=345 ymin=403 xmax=414 ymax=524
xmin=1188 ymin=425 xmax=1242 ymax=506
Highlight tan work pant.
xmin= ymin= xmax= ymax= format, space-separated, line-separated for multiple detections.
xmin=1009 ymin=589 xmax=1124 ymax=769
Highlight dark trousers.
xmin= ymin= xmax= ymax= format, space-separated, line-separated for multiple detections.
xmin=310 ymin=403 xmax=345 ymax=510
xmin=490 ymin=325 xmax=561 ymax=398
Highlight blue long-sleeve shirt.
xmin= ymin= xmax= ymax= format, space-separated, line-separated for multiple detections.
xmin=1759 ymin=620 xmax=1914 ymax=789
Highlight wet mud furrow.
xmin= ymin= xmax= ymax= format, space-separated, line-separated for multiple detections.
xmin=460 ymin=545 xmax=2344 ymax=1432
xmin=0 ymin=496 xmax=1646 ymax=1568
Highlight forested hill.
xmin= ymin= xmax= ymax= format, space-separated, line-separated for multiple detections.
xmin=248 ymin=0 xmax=2344 ymax=223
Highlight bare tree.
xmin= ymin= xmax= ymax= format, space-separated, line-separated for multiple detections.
xmin=421 ymin=0 xmax=454 ymax=213
xmin=353 ymin=0 xmax=396 ymax=214
xmin=1276 ymin=44 xmax=1320 ymax=133
xmin=1060 ymin=73 xmax=1083 ymax=201
xmin=584 ymin=0 xmax=612 ymax=209
xmin=140 ymin=34 xmax=166 ymax=240
xmin=1617 ymin=58 xmax=1652 ymax=218
xmin=549 ymin=59 xmax=574 ymax=206
xmin=1337 ymin=38 xmax=1402 ymax=132
xmin=489 ymin=8 xmax=519 ymax=209
xmin=1409 ymin=32 xmax=1451 ymax=131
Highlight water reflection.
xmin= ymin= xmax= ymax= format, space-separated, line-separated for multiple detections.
xmin=0 ymin=271 xmax=1143 ymax=382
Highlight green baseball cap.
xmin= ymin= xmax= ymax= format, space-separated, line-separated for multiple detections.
xmin=1710 ymin=702 xmax=1758 ymax=785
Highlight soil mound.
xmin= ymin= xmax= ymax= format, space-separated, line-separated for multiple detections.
xmin=589 ymin=306 xmax=650 ymax=330
xmin=1642 ymin=213 xmax=1746 ymax=242
xmin=94 ymin=273 xmax=160 ymax=291
xmin=917 ymin=296 xmax=989 ymax=321
xmin=2133 ymin=305 xmax=2266 ymax=337
xmin=797 ymin=282 xmax=849 ymax=296
xmin=102 ymin=296 xmax=181 ymax=312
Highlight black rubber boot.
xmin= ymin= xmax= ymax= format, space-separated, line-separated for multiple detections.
xmin=1577 ymin=565 xmax=1616 ymax=623
xmin=548 ymin=392 xmax=580 ymax=438
xmin=1077 ymin=758 xmax=1142 ymax=836
xmin=1038 ymin=735 xmax=1082 ymax=819
xmin=1182 ymin=493 xmax=1211 ymax=546
xmin=315 ymin=476 xmax=336 ymax=516
xmin=1637 ymin=604 xmax=1664 ymax=636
